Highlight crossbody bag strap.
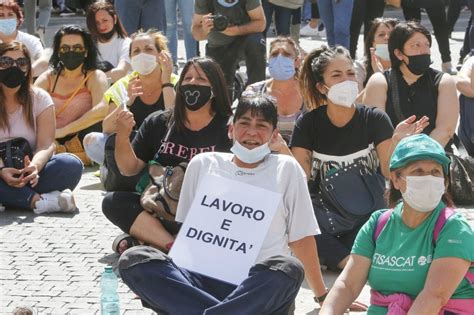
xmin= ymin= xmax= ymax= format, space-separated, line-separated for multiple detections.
xmin=55 ymin=71 xmax=94 ymax=118
xmin=389 ymin=69 xmax=405 ymax=123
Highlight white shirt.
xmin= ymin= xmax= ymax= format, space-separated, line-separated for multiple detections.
xmin=16 ymin=31 xmax=43 ymax=60
xmin=176 ymin=152 xmax=320 ymax=263
xmin=97 ymin=34 xmax=131 ymax=67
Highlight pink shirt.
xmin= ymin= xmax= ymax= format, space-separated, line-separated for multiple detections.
xmin=0 ymin=87 xmax=53 ymax=151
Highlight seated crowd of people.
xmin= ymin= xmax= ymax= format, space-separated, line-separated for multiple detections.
xmin=0 ymin=0 xmax=473 ymax=314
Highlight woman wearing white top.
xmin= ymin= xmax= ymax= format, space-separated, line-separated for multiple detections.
xmin=0 ymin=42 xmax=83 ymax=214
xmin=86 ymin=1 xmax=131 ymax=84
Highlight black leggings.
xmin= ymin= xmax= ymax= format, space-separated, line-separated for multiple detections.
xmin=402 ymin=0 xmax=452 ymax=63
xmin=311 ymin=2 xmax=320 ymax=19
xmin=349 ymin=0 xmax=386 ymax=59
xmin=102 ymin=191 xmax=181 ymax=236
xmin=315 ymin=226 xmax=362 ymax=270
xmin=102 ymin=191 xmax=143 ymax=234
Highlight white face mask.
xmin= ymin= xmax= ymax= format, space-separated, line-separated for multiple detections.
xmin=375 ymin=43 xmax=390 ymax=61
xmin=326 ymin=80 xmax=359 ymax=108
xmin=231 ymin=140 xmax=271 ymax=164
xmin=401 ymin=175 xmax=445 ymax=212
xmin=131 ymin=53 xmax=157 ymax=75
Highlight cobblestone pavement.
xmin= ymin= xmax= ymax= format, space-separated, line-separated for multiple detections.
xmin=1 ymin=166 xmax=473 ymax=314
xmin=1 ymin=7 xmax=473 ymax=315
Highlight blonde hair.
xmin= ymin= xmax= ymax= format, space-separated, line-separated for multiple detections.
xmin=130 ymin=29 xmax=169 ymax=54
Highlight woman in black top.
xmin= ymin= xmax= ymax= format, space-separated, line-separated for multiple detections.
xmin=102 ymin=57 xmax=232 ymax=254
xmin=363 ymin=22 xmax=459 ymax=150
xmin=291 ymin=45 xmax=426 ymax=271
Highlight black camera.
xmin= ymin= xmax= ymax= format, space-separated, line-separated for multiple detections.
xmin=213 ymin=14 xmax=229 ymax=32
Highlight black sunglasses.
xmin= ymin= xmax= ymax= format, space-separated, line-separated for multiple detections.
xmin=0 ymin=56 xmax=29 ymax=71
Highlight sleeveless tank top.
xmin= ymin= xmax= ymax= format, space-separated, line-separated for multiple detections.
xmin=49 ymin=73 xmax=93 ymax=129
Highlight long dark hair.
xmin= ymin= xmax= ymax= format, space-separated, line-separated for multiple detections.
xmin=299 ymin=45 xmax=352 ymax=110
xmin=173 ymin=57 xmax=232 ymax=131
xmin=0 ymin=41 xmax=33 ymax=132
xmin=364 ymin=18 xmax=398 ymax=86
xmin=388 ymin=21 xmax=432 ymax=69
xmin=86 ymin=1 xmax=127 ymax=40
xmin=50 ymin=25 xmax=100 ymax=74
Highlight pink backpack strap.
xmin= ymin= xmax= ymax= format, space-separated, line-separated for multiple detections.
xmin=373 ymin=209 xmax=393 ymax=242
xmin=433 ymin=207 xmax=456 ymax=244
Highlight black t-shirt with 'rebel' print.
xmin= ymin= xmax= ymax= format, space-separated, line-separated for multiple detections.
xmin=290 ymin=104 xmax=394 ymax=192
xmin=132 ymin=110 xmax=232 ymax=166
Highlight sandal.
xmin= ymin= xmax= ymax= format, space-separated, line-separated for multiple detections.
xmin=112 ymin=233 xmax=140 ymax=255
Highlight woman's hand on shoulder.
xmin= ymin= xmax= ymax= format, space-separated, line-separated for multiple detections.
xmin=269 ymin=132 xmax=292 ymax=155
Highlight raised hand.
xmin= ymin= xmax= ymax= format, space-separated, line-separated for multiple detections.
xmin=393 ymin=115 xmax=430 ymax=142
xmin=158 ymin=51 xmax=173 ymax=84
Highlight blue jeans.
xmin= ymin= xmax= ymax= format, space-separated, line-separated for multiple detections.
xmin=115 ymin=0 xmax=166 ymax=35
xmin=317 ymin=0 xmax=354 ymax=48
xmin=262 ymin=0 xmax=293 ymax=36
xmin=164 ymin=0 xmax=197 ymax=64
xmin=37 ymin=0 xmax=52 ymax=29
xmin=0 ymin=153 xmax=83 ymax=209
xmin=119 ymin=246 xmax=304 ymax=315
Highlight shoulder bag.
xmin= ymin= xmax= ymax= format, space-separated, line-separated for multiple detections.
xmin=0 ymin=137 xmax=33 ymax=169
xmin=312 ymin=162 xmax=386 ymax=235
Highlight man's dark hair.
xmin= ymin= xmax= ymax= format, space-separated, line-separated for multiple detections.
xmin=233 ymin=94 xmax=278 ymax=129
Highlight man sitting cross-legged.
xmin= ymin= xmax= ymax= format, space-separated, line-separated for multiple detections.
xmin=117 ymin=94 xmax=329 ymax=314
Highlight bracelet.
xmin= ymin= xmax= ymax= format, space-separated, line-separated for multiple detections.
xmin=314 ymin=289 xmax=329 ymax=304
xmin=162 ymin=83 xmax=174 ymax=89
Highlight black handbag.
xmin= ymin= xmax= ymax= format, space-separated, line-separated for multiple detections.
xmin=312 ymin=163 xmax=387 ymax=235
xmin=448 ymin=137 xmax=474 ymax=205
xmin=0 ymin=137 xmax=33 ymax=169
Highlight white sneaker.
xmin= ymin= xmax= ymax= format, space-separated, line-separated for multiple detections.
xmin=442 ymin=62 xmax=458 ymax=75
xmin=300 ymin=24 xmax=324 ymax=37
xmin=34 ymin=189 xmax=77 ymax=214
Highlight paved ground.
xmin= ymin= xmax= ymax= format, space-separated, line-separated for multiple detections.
xmin=0 ymin=6 xmax=473 ymax=315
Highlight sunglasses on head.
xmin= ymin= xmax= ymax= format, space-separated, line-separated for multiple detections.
xmin=59 ymin=44 xmax=86 ymax=54
xmin=0 ymin=56 xmax=29 ymax=71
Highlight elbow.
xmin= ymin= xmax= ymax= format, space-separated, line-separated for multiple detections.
xmin=256 ymin=20 xmax=266 ymax=33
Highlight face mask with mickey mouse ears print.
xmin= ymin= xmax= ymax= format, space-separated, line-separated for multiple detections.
xmin=179 ymin=84 xmax=213 ymax=111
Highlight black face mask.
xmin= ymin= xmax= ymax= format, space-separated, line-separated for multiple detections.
xmin=99 ymin=29 xmax=115 ymax=41
xmin=59 ymin=51 xmax=86 ymax=71
xmin=0 ymin=66 xmax=26 ymax=88
xmin=179 ymin=84 xmax=213 ymax=111
xmin=404 ymin=53 xmax=431 ymax=75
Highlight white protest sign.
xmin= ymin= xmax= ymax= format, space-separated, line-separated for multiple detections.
xmin=169 ymin=174 xmax=281 ymax=285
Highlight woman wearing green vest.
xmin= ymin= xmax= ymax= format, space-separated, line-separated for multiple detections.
xmin=320 ymin=134 xmax=474 ymax=314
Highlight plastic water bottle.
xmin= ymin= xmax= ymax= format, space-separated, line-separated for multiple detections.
xmin=100 ymin=266 xmax=120 ymax=315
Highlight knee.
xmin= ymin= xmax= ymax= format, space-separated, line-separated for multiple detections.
xmin=118 ymin=245 xmax=169 ymax=278
xmin=55 ymin=153 xmax=84 ymax=183
xmin=257 ymin=255 xmax=305 ymax=286
xmin=102 ymin=192 xmax=116 ymax=221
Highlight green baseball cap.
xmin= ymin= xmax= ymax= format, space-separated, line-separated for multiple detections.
xmin=389 ymin=134 xmax=451 ymax=174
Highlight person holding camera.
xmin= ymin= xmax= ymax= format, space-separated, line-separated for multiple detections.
xmin=191 ymin=0 xmax=266 ymax=98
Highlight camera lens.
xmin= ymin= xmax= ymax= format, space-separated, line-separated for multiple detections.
xmin=213 ymin=14 xmax=229 ymax=32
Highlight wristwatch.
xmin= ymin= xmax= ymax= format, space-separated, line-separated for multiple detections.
xmin=314 ymin=289 xmax=329 ymax=304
